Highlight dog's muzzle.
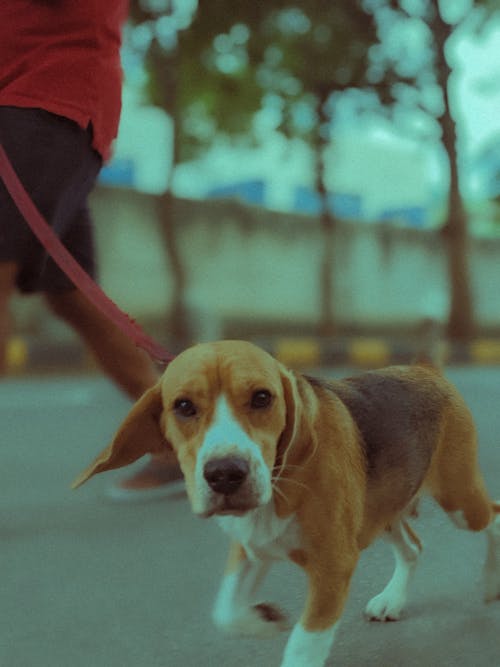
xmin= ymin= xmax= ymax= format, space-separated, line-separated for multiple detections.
xmin=203 ymin=456 xmax=250 ymax=496
xmin=197 ymin=452 xmax=270 ymax=517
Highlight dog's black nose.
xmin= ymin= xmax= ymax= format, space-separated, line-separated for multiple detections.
xmin=203 ymin=457 xmax=250 ymax=495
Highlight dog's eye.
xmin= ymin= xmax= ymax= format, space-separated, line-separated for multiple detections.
xmin=174 ymin=398 xmax=197 ymax=418
xmin=251 ymin=389 xmax=272 ymax=409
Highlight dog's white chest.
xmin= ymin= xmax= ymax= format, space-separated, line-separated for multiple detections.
xmin=216 ymin=503 xmax=300 ymax=561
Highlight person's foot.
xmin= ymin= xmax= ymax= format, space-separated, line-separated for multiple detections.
xmin=106 ymin=457 xmax=184 ymax=502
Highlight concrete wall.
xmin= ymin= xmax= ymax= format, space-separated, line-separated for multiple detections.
xmin=88 ymin=187 xmax=499 ymax=335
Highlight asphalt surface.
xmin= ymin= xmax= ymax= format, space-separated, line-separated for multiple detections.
xmin=1 ymin=367 xmax=500 ymax=667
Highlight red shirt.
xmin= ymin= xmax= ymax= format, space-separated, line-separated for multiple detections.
xmin=0 ymin=0 xmax=129 ymax=161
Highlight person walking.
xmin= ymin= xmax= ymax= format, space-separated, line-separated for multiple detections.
xmin=0 ymin=0 xmax=181 ymax=499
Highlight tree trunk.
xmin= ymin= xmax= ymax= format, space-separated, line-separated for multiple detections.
xmin=150 ymin=42 xmax=190 ymax=347
xmin=156 ymin=193 xmax=189 ymax=346
xmin=432 ymin=2 xmax=475 ymax=342
xmin=315 ymin=88 xmax=336 ymax=336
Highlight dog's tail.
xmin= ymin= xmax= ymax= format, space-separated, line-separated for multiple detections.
xmin=414 ymin=317 xmax=446 ymax=370
xmin=414 ymin=289 xmax=448 ymax=370
xmin=492 ymin=501 xmax=500 ymax=515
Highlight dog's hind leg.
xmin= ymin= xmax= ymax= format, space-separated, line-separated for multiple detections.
xmin=445 ymin=501 xmax=500 ymax=603
xmin=484 ymin=505 xmax=500 ymax=602
xmin=424 ymin=403 xmax=500 ymax=602
xmin=365 ymin=517 xmax=422 ymax=622
xmin=438 ymin=488 xmax=500 ymax=602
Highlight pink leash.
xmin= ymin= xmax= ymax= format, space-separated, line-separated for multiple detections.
xmin=0 ymin=143 xmax=175 ymax=365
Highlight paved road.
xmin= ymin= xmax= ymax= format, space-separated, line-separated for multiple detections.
xmin=1 ymin=367 xmax=500 ymax=667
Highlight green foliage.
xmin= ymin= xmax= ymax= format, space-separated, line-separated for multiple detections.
xmin=128 ymin=1 xmax=380 ymax=159
xmin=127 ymin=0 xmax=498 ymax=160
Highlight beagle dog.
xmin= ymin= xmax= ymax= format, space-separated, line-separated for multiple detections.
xmin=74 ymin=340 xmax=500 ymax=667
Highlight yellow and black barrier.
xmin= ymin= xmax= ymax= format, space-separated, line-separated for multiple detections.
xmin=7 ymin=334 xmax=500 ymax=374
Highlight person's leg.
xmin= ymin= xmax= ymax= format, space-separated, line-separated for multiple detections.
xmin=45 ymin=287 xmax=182 ymax=497
xmin=0 ymin=107 xmax=180 ymax=496
xmin=0 ymin=262 xmax=18 ymax=374
xmin=45 ymin=287 xmax=158 ymax=399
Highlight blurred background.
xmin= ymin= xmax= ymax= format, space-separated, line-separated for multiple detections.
xmin=3 ymin=5 xmax=500 ymax=665
xmin=7 ymin=0 xmax=500 ymax=371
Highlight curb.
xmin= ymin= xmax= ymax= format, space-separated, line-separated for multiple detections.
xmin=6 ymin=336 xmax=90 ymax=374
xmin=263 ymin=336 xmax=500 ymax=369
xmin=7 ymin=335 xmax=500 ymax=375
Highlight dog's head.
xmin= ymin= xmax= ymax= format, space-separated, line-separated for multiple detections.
xmin=73 ymin=341 xmax=302 ymax=517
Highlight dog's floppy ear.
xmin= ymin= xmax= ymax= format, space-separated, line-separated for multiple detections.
xmin=277 ymin=366 xmax=320 ymax=468
xmin=277 ymin=366 xmax=303 ymax=463
xmin=274 ymin=366 xmax=317 ymax=515
xmin=72 ymin=382 xmax=168 ymax=488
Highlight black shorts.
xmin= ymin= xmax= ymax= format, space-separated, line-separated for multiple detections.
xmin=0 ymin=106 xmax=102 ymax=293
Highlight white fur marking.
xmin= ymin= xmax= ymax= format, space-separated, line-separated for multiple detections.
xmin=365 ymin=521 xmax=419 ymax=621
xmin=213 ymin=504 xmax=299 ymax=637
xmin=448 ymin=510 xmax=469 ymax=530
xmin=217 ymin=502 xmax=300 ymax=561
xmin=194 ymin=396 xmax=272 ymax=512
xmin=198 ymin=395 xmax=264 ymax=463
xmin=213 ymin=561 xmax=287 ymax=637
xmin=448 ymin=507 xmax=500 ymax=602
xmin=280 ymin=622 xmax=338 ymax=667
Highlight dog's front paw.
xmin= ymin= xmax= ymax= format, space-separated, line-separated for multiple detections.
xmin=364 ymin=590 xmax=405 ymax=622
xmin=214 ymin=602 xmax=289 ymax=638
